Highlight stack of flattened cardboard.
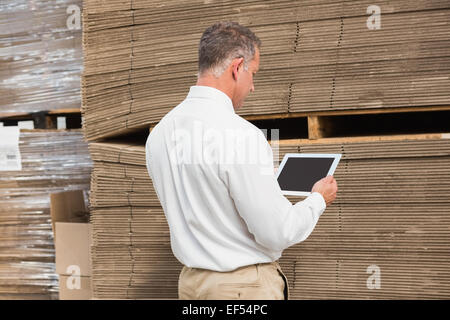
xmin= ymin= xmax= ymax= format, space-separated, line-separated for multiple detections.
xmin=88 ymin=142 xmax=180 ymax=299
xmin=81 ymin=2 xmax=296 ymax=141
xmin=81 ymin=0 xmax=450 ymax=140
xmin=0 ymin=0 xmax=83 ymax=115
xmin=290 ymin=9 xmax=450 ymax=112
xmin=0 ymin=129 xmax=92 ymax=299
xmin=88 ymin=133 xmax=450 ymax=299
xmin=280 ymin=134 xmax=450 ymax=299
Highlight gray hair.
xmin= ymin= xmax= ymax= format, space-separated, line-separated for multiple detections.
xmin=198 ymin=21 xmax=261 ymax=78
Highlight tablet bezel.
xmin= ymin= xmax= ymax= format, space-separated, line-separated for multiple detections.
xmin=276 ymin=153 xmax=342 ymax=196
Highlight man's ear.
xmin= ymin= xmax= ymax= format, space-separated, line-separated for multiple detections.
xmin=231 ymin=57 xmax=244 ymax=81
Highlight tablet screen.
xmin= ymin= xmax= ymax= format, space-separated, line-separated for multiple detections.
xmin=277 ymin=155 xmax=340 ymax=195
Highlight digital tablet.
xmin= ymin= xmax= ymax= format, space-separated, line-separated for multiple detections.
xmin=276 ymin=153 xmax=341 ymax=196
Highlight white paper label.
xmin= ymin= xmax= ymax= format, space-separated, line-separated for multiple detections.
xmin=57 ymin=116 xmax=67 ymax=129
xmin=18 ymin=120 xmax=34 ymax=129
xmin=0 ymin=126 xmax=22 ymax=171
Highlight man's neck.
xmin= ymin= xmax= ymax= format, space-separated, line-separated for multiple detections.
xmin=196 ymin=74 xmax=234 ymax=103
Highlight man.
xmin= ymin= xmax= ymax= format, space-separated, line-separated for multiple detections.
xmin=145 ymin=21 xmax=338 ymax=300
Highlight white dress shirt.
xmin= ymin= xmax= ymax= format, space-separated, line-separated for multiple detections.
xmin=145 ymin=85 xmax=326 ymax=272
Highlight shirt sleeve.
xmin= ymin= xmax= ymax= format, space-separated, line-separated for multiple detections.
xmin=219 ymin=130 xmax=327 ymax=253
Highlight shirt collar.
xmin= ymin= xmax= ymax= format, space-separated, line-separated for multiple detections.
xmin=186 ymin=85 xmax=235 ymax=114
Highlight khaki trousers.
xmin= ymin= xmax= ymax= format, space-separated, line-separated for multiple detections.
xmin=178 ymin=261 xmax=289 ymax=300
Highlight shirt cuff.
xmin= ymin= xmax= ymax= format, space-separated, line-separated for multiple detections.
xmin=309 ymin=192 xmax=327 ymax=212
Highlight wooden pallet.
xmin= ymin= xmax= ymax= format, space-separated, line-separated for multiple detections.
xmin=0 ymin=108 xmax=82 ymax=129
xmin=275 ymin=132 xmax=450 ymax=146
xmin=245 ymin=105 xmax=450 ymax=140
xmin=147 ymin=105 xmax=450 ymax=139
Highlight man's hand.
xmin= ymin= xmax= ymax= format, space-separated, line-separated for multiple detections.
xmin=311 ymin=175 xmax=338 ymax=206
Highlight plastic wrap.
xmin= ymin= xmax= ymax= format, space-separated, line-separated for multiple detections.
xmin=0 ymin=0 xmax=82 ymax=114
xmin=0 ymin=129 xmax=92 ymax=300
xmin=88 ymin=141 xmax=179 ymax=299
